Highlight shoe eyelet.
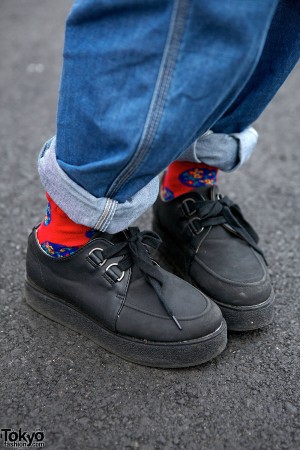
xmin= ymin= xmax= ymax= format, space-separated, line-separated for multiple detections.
xmin=88 ymin=247 xmax=107 ymax=266
xmin=216 ymin=193 xmax=223 ymax=200
xmin=105 ymin=263 xmax=125 ymax=282
xmin=188 ymin=217 xmax=204 ymax=235
xmin=181 ymin=198 xmax=197 ymax=217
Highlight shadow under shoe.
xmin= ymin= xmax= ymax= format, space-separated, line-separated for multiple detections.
xmin=25 ymin=226 xmax=226 ymax=368
xmin=153 ymin=185 xmax=274 ymax=331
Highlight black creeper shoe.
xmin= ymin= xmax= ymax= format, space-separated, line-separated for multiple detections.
xmin=25 ymin=226 xmax=227 ymax=368
xmin=153 ymin=185 xmax=275 ymax=331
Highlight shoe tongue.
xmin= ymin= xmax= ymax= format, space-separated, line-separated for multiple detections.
xmin=189 ymin=184 xmax=220 ymax=201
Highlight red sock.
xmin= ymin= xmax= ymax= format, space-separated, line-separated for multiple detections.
xmin=161 ymin=161 xmax=219 ymax=201
xmin=37 ymin=193 xmax=95 ymax=258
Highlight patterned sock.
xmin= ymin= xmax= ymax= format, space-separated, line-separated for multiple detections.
xmin=161 ymin=161 xmax=219 ymax=201
xmin=37 ymin=193 xmax=96 ymax=258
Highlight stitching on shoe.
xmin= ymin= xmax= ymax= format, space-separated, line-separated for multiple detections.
xmin=86 ymin=257 xmax=99 ymax=269
xmin=195 ymin=226 xmax=211 ymax=253
xmin=193 ymin=249 xmax=268 ymax=286
xmin=122 ymin=300 xmax=210 ymax=321
xmin=185 ymin=227 xmax=210 ymax=277
xmin=213 ymin=290 xmax=274 ymax=310
xmin=103 ymin=273 xmax=115 ymax=286
xmin=114 ymin=267 xmax=131 ymax=333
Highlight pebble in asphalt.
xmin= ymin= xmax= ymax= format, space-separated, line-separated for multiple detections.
xmin=0 ymin=1 xmax=299 ymax=449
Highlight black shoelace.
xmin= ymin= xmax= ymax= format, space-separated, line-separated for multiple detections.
xmin=188 ymin=195 xmax=267 ymax=264
xmin=101 ymin=227 xmax=182 ymax=330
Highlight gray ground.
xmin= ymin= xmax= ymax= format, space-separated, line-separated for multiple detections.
xmin=1 ymin=1 xmax=299 ymax=449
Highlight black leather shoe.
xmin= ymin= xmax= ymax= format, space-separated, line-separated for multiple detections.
xmin=153 ymin=185 xmax=274 ymax=331
xmin=25 ymin=226 xmax=226 ymax=368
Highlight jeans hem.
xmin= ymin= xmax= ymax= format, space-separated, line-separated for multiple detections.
xmin=177 ymin=126 xmax=258 ymax=171
xmin=38 ymin=138 xmax=159 ymax=233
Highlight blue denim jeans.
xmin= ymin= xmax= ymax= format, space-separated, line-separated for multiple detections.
xmin=39 ymin=0 xmax=300 ymax=233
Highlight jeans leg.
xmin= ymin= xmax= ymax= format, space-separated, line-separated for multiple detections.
xmin=213 ymin=0 xmax=300 ymax=134
xmin=39 ymin=0 xmax=279 ymax=232
xmin=179 ymin=0 xmax=300 ymax=171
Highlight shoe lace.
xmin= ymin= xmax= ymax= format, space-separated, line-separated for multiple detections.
xmin=101 ymin=227 xmax=182 ymax=330
xmin=190 ymin=196 xmax=267 ymax=264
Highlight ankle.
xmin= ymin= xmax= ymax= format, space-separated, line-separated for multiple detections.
xmin=161 ymin=161 xmax=218 ymax=201
xmin=37 ymin=193 xmax=94 ymax=257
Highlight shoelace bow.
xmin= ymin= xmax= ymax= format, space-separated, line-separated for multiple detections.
xmin=189 ymin=195 xmax=267 ymax=264
xmin=101 ymin=227 xmax=182 ymax=330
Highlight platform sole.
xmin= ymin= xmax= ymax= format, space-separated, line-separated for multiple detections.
xmin=24 ymin=279 xmax=227 ymax=369
xmin=153 ymin=219 xmax=275 ymax=332
xmin=212 ymin=293 xmax=274 ymax=331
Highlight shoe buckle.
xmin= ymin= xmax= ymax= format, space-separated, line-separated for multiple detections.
xmin=151 ymin=258 xmax=160 ymax=267
xmin=181 ymin=198 xmax=196 ymax=217
xmin=188 ymin=217 xmax=204 ymax=235
xmin=105 ymin=263 xmax=125 ymax=282
xmin=88 ymin=248 xmax=107 ymax=266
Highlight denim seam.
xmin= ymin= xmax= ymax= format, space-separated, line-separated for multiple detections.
xmin=99 ymin=200 xmax=118 ymax=231
xmin=94 ymin=198 xmax=110 ymax=230
xmin=95 ymin=198 xmax=115 ymax=231
xmin=106 ymin=0 xmax=190 ymax=199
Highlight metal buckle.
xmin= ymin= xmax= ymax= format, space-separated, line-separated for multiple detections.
xmin=105 ymin=263 xmax=125 ymax=282
xmin=181 ymin=198 xmax=196 ymax=217
xmin=88 ymin=248 xmax=107 ymax=266
xmin=151 ymin=258 xmax=160 ymax=267
xmin=188 ymin=217 xmax=204 ymax=235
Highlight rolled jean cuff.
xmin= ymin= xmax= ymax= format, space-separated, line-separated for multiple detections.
xmin=177 ymin=126 xmax=258 ymax=172
xmin=38 ymin=138 xmax=159 ymax=233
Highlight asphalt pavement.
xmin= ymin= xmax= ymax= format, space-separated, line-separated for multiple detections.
xmin=1 ymin=1 xmax=299 ymax=449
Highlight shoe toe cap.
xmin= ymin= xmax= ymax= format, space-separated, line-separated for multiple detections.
xmin=191 ymin=253 xmax=272 ymax=307
xmin=116 ymin=269 xmax=223 ymax=342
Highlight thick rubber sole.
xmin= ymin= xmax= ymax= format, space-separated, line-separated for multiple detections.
xmin=153 ymin=219 xmax=275 ymax=332
xmin=210 ymin=292 xmax=274 ymax=331
xmin=24 ymin=279 xmax=227 ymax=369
